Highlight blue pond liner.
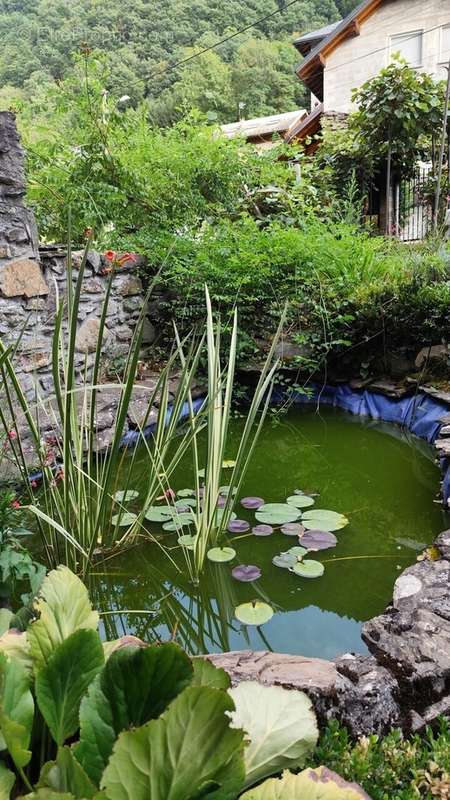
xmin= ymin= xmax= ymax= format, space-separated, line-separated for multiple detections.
xmin=272 ymin=383 xmax=450 ymax=506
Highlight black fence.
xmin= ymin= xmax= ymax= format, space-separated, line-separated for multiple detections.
xmin=396 ymin=166 xmax=433 ymax=242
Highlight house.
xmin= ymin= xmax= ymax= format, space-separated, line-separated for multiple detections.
xmin=288 ymin=0 xmax=450 ymax=147
xmin=220 ymin=109 xmax=307 ymax=150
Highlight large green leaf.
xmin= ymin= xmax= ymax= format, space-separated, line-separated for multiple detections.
xmin=75 ymin=643 xmax=193 ymax=784
xmin=28 ymin=567 xmax=99 ymax=673
xmin=101 ymin=686 xmax=245 ymax=800
xmin=228 ymin=681 xmax=318 ymax=788
xmin=38 ymin=747 xmax=97 ymax=799
xmin=0 ymin=611 xmax=13 ymax=637
xmin=0 ymin=653 xmax=34 ymax=768
xmin=191 ymin=659 xmax=230 ymax=690
xmin=35 ymin=629 xmax=104 ymax=746
xmin=18 ymin=792 xmax=77 ymax=799
xmin=240 ymin=767 xmax=372 ymax=799
xmin=0 ymin=630 xmax=32 ymax=673
xmin=0 ymin=762 xmax=15 ymax=799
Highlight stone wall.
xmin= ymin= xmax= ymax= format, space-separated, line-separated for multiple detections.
xmin=0 ymin=112 xmax=152 ymax=402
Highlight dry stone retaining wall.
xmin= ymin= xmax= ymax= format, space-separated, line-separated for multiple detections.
xmin=0 ymin=111 xmax=152 ymax=402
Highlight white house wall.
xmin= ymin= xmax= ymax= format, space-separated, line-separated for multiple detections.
xmin=323 ymin=0 xmax=450 ymax=114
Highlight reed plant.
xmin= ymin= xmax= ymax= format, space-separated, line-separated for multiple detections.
xmin=0 ymin=245 xmax=205 ymax=578
xmin=0 ymin=249 xmax=284 ymax=583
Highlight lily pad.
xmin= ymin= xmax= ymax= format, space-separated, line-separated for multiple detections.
xmin=302 ymin=509 xmax=349 ymax=532
xmin=272 ymin=553 xmax=298 ymax=569
xmin=286 ymin=495 xmax=315 ymax=509
xmin=228 ymin=519 xmax=250 ymax=534
xmin=111 ymin=512 xmax=138 ymax=527
xmin=287 ymin=545 xmax=308 ymax=557
xmin=292 ymin=559 xmax=325 ymax=578
xmin=162 ymin=512 xmax=195 ymax=531
xmin=207 ymin=547 xmax=236 ymax=563
xmin=255 ymin=503 xmax=301 ymax=526
xmin=216 ymin=509 xmax=237 ymax=525
xmin=113 ymin=489 xmax=139 ymax=502
xmin=235 ymin=601 xmax=273 ymax=626
xmin=144 ymin=506 xmax=174 ymax=522
xmin=241 ymin=497 xmax=265 ymax=510
xmin=231 ymin=565 xmax=262 ymax=582
xmin=219 ymin=486 xmax=237 ymax=496
xmin=175 ymin=498 xmax=196 ymax=508
xmin=177 ymin=489 xmax=195 ymax=497
xmin=301 ymin=529 xmax=337 ymax=551
xmin=252 ymin=524 xmax=274 ymax=537
xmin=280 ymin=522 xmax=305 ymax=537
xmin=177 ymin=534 xmax=197 ymax=550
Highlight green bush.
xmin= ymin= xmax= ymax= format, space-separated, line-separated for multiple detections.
xmin=313 ymin=719 xmax=450 ymax=800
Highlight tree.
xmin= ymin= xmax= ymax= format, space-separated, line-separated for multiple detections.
xmin=351 ymin=58 xmax=445 ymax=233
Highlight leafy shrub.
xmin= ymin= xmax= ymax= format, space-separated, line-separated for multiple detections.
xmin=0 ymin=565 xmax=321 ymax=799
xmin=313 ymin=719 xmax=450 ymax=800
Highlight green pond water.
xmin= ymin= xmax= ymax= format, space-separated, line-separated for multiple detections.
xmin=92 ymin=407 xmax=447 ymax=660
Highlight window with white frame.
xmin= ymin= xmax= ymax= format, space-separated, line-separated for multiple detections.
xmin=441 ymin=25 xmax=450 ymax=63
xmin=390 ymin=30 xmax=423 ymax=67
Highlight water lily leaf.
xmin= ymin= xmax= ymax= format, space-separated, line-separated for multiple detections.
xmin=113 ymin=490 xmax=139 ymax=503
xmin=101 ymin=686 xmax=245 ymax=800
xmin=228 ymin=682 xmax=318 ymax=789
xmin=177 ymin=534 xmax=197 ymax=550
xmin=111 ymin=513 xmax=138 ymax=527
xmin=272 ymin=553 xmax=298 ymax=569
xmin=255 ymin=504 xmax=301 ymax=526
xmin=216 ymin=509 xmax=237 ymax=525
xmin=241 ymin=497 xmax=265 ymax=510
xmin=252 ymin=524 xmax=274 ymax=537
xmin=235 ymin=602 xmax=273 ymax=626
xmin=302 ymin=510 xmax=348 ymax=532
xmin=176 ymin=489 xmax=194 ymax=498
xmin=219 ymin=486 xmax=237 ymax=496
xmin=232 ymin=565 xmax=262 ymax=582
xmin=280 ymin=523 xmax=304 ymax=537
xmin=292 ymin=560 xmax=324 ymax=579
xmin=286 ymin=546 xmax=308 ymax=558
xmin=174 ymin=498 xmax=196 ymax=509
xmin=162 ymin=513 xmax=195 ymax=532
xmin=207 ymin=547 xmax=236 ymax=563
xmin=144 ymin=506 xmax=173 ymax=522
xmin=228 ymin=520 xmax=250 ymax=534
xmin=240 ymin=766 xmax=371 ymax=799
xmin=301 ymin=530 xmax=337 ymax=551
xmin=286 ymin=495 xmax=314 ymax=509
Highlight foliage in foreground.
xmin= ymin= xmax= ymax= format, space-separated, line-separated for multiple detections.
xmin=313 ymin=719 xmax=450 ymax=800
xmin=0 ymin=564 xmax=371 ymax=799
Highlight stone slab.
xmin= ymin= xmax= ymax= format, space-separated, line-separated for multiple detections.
xmin=0 ymin=258 xmax=48 ymax=298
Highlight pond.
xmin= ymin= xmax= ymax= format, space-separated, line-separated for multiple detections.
xmin=92 ymin=406 xmax=446 ymax=660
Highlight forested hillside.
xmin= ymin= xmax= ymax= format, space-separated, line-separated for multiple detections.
xmin=0 ymin=0 xmax=357 ymax=124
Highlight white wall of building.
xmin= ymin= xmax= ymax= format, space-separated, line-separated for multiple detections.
xmin=323 ymin=0 xmax=450 ymax=113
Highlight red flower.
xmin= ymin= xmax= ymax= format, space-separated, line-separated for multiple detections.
xmin=10 ymin=499 xmax=20 ymax=509
xmin=104 ymin=250 xmax=116 ymax=262
xmin=7 ymin=430 xmax=17 ymax=440
xmin=117 ymin=252 xmax=138 ymax=266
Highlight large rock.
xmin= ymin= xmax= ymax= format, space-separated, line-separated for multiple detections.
xmin=0 ymin=258 xmax=48 ymax=297
xmin=75 ymin=317 xmax=104 ymax=354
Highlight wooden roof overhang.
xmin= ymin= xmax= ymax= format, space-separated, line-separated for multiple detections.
xmin=296 ymin=0 xmax=384 ymax=101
